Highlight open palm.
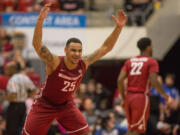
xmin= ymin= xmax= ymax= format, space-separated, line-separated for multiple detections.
xmin=39 ymin=4 xmax=51 ymax=20
xmin=112 ymin=10 xmax=127 ymax=27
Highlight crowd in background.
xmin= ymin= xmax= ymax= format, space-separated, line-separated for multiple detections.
xmin=0 ymin=27 xmax=179 ymax=135
xmin=0 ymin=0 xmax=164 ymax=26
xmin=0 ymin=0 xmax=85 ymax=13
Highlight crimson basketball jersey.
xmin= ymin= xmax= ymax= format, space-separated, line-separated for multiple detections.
xmin=38 ymin=56 xmax=86 ymax=105
xmin=122 ymin=55 xmax=159 ymax=93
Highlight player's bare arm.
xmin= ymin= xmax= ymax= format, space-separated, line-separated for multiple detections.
xmin=117 ymin=70 xmax=127 ymax=107
xmin=83 ymin=10 xmax=126 ymax=68
xmin=33 ymin=3 xmax=59 ymax=74
xmin=150 ymin=73 xmax=176 ymax=107
xmin=149 ymin=72 xmax=169 ymax=101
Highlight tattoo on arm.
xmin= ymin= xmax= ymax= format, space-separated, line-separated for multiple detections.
xmin=86 ymin=50 xmax=99 ymax=62
xmin=40 ymin=46 xmax=53 ymax=63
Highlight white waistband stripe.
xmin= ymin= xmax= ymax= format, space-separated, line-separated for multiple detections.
xmin=23 ymin=128 xmax=30 ymax=135
xmin=130 ymin=93 xmax=149 ymax=129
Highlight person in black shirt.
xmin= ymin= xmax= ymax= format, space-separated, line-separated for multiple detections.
xmin=58 ymin=0 xmax=84 ymax=13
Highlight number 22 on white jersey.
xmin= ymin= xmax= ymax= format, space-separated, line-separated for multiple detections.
xmin=130 ymin=62 xmax=144 ymax=75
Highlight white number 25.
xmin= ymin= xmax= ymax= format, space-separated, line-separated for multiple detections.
xmin=130 ymin=62 xmax=143 ymax=75
xmin=62 ymin=81 xmax=76 ymax=92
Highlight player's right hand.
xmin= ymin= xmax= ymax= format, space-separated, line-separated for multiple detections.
xmin=39 ymin=3 xmax=51 ymax=20
xmin=166 ymin=97 xmax=177 ymax=110
xmin=112 ymin=10 xmax=127 ymax=28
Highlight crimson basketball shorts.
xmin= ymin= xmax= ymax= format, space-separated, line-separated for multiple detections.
xmin=125 ymin=91 xmax=150 ymax=133
xmin=22 ymin=99 xmax=89 ymax=135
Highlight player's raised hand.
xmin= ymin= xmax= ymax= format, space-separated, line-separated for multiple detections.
xmin=112 ymin=10 xmax=127 ymax=27
xmin=39 ymin=3 xmax=51 ymax=20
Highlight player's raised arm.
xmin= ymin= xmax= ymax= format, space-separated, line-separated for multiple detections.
xmin=33 ymin=4 xmax=59 ymax=74
xmin=83 ymin=10 xmax=126 ymax=68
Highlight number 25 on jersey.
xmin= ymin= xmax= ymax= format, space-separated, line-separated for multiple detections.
xmin=130 ymin=62 xmax=144 ymax=75
xmin=62 ymin=81 xmax=76 ymax=92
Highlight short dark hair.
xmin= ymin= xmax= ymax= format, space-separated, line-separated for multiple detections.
xmin=137 ymin=37 xmax=151 ymax=51
xmin=66 ymin=37 xmax=82 ymax=48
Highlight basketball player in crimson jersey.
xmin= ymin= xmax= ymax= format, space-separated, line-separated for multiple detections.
xmin=117 ymin=37 xmax=174 ymax=135
xmin=22 ymin=3 xmax=126 ymax=135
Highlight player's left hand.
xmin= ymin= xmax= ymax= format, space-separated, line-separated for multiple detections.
xmin=112 ymin=10 xmax=127 ymax=27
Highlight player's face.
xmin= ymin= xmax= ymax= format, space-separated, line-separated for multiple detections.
xmin=65 ymin=42 xmax=82 ymax=64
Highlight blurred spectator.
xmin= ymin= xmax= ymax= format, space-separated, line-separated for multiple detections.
xmin=86 ymin=79 xmax=96 ymax=101
xmin=88 ymin=0 xmax=96 ymax=11
xmin=13 ymin=50 xmax=41 ymax=88
xmin=0 ymin=28 xmax=7 ymax=73
xmin=2 ymin=0 xmax=16 ymax=12
xmin=94 ymin=116 xmax=119 ymax=135
xmin=124 ymin=0 xmax=154 ymax=26
xmin=17 ymin=0 xmax=33 ymax=12
xmin=58 ymin=0 xmax=84 ymax=13
xmin=0 ymin=61 xmax=19 ymax=119
xmin=13 ymin=50 xmax=26 ymax=70
xmin=0 ymin=75 xmax=9 ymax=92
xmin=74 ymin=83 xmax=87 ymax=108
xmin=97 ymin=98 xmax=111 ymax=118
xmin=6 ymin=61 xmax=36 ymax=135
xmin=0 ymin=28 xmax=7 ymax=52
xmin=83 ymin=97 xmax=99 ymax=133
xmin=157 ymin=104 xmax=180 ymax=135
xmin=0 ymin=59 xmax=20 ymax=93
xmin=1 ymin=35 xmax=14 ymax=69
xmin=112 ymin=79 xmax=127 ymax=126
xmin=112 ymin=101 xmax=126 ymax=126
xmin=0 ymin=1 xmax=5 ymax=13
xmin=32 ymin=2 xmax=42 ymax=12
xmin=13 ymin=31 xmax=26 ymax=51
xmin=47 ymin=120 xmax=61 ymax=135
xmin=161 ymin=73 xmax=179 ymax=104
xmin=0 ymin=91 xmax=5 ymax=117
xmin=13 ymin=50 xmax=33 ymax=72
xmin=25 ymin=89 xmax=37 ymax=114
xmin=95 ymin=82 xmax=110 ymax=109
xmin=94 ymin=114 xmax=127 ymax=135
xmin=94 ymin=116 xmax=103 ymax=132
xmin=77 ymin=83 xmax=87 ymax=100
